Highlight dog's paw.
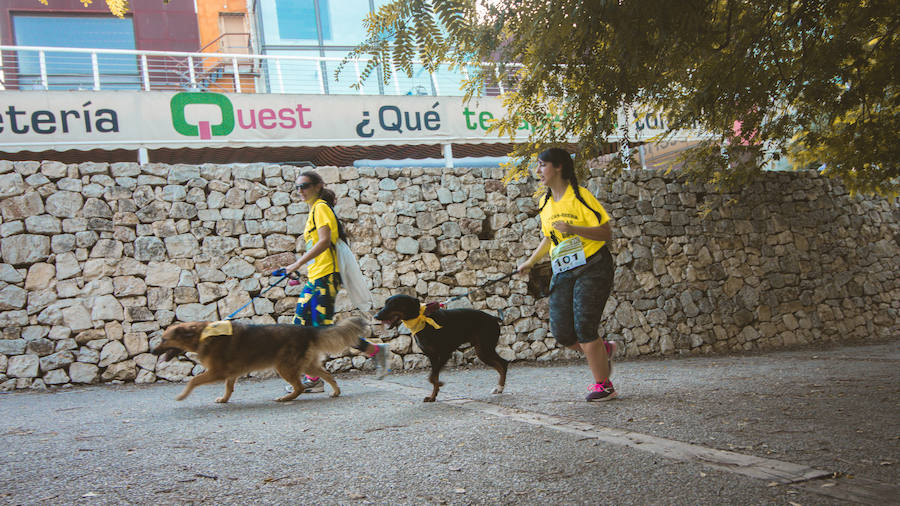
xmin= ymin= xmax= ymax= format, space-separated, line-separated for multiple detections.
xmin=215 ymin=397 xmax=229 ymax=403
xmin=329 ymin=389 xmax=341 ymax=398
xmin=491 ymin=385 xmax=504 ymax=394
xmin=175 ymin=394 xmax=187 ymax=401
xmin=423 ymin=396 xmax=436 ymax=402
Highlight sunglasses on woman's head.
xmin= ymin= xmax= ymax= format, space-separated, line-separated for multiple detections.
xmin=296 ymin=182 xmax=313 ymax=190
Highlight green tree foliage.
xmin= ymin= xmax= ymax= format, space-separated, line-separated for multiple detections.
xmin=348 ymin=0 xmax=899 ymax=196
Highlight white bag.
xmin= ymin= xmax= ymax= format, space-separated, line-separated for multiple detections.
xmin=335 ymin=239 xmax=373 ymax=312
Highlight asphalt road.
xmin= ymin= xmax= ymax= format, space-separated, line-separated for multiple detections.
xmin=2 ymin=339 xmax=898 ymax=505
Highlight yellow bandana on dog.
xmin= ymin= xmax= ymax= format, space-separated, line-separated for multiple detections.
xmin=200 ymin=320 xmax=233 ymax=341
xmin=401 ymin=304 xmax=443 ymax=335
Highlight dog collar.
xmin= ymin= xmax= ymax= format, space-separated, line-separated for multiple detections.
xmin=200 ymin=320 xmax=233 ymax=341
xmin=401 ymin=304 xmax=443 ymax=334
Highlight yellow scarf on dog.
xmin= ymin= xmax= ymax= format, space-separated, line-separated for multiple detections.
xmin=401 ymin=304 xmax=443 ymax=335
xmin=200 ymin=321 xmax=233 ymax=341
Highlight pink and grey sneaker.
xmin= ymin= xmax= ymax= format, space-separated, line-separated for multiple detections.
xmin=585 ymin=379 xmax=617 ymax=402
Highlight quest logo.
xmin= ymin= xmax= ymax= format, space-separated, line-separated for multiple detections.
xmin=170 ymin=92 xmax=313 ymax=140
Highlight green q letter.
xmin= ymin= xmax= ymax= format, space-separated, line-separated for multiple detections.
xmin=170 ymin=92 xmax=235 ymax=138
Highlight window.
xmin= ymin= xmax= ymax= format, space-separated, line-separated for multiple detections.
xmin=218 ymin=13 xmax=249 ymax=54
xmin=275 ymin=0 xmax=319 ymax=41
xmin=319 ymin=0 xmax=369 ymax=45
xmin=12 ymin=15 xmax=137 ymax=89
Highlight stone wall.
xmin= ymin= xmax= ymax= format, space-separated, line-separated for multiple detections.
xmin=0 ymin=160 xmax=897 ymax=390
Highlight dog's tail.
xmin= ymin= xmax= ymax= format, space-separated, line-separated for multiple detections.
xmin=314 ymin=316 xmax=370 ymax=354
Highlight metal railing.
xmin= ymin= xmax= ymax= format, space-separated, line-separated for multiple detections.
xmin=0 ymin=45 xmax=518 ymax=96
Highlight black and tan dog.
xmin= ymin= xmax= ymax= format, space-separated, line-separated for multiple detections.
xmin=375 ymin=294 xmax=508 ymax=402
xmin=152 ymin=317 xmax=368 ymax=403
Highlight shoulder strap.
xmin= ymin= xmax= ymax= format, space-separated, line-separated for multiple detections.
xmin=309 ymin=201 xmax=343 ymax=270
xmin=574 ymin=186 xmax=604 ymax=223
xmin=311 ymin=200 xmax=347 ymax=243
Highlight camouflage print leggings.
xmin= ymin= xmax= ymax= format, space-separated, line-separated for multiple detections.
xmin=548 ymin=247 xmax=614 ymax=347
xmin=294 ymin=272 xmax=341 ymax=327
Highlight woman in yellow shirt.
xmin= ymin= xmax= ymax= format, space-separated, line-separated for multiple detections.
xmin=280 ymin=171 xmax=389 ymax=393
xmin=517 ymin=148 xmax=618 ymax=401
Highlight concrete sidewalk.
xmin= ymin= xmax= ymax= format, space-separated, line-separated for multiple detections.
xmin=2 ymin=340 xmax=898 ymax=505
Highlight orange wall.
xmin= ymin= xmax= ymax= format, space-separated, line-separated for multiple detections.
xmin=194 ymin=0 xmax=255 ymax=92
xmin=196 ymin=0 xmax=248 ymax=52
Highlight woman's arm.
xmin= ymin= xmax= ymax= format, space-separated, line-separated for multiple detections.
xmin=552 ymin=221 xmax=612 ymax=242
xmin=517 ymin=236 xmax=552 ymax=274
xmin=285 ymin=225 xmax=332 ymax=273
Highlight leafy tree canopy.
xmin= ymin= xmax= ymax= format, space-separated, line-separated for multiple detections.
xmin=347 ymin=0 xmax=899 ymax=196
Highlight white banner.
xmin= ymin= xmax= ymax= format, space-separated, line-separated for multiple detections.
xmin=0 ymin=91 xmax=539 ymax=152
xmin=0 ymin=91 xmax=703 ymax=152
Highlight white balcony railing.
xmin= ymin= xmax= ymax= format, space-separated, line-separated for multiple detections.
xmin=0 ymin=45 xmax=516 ymax=96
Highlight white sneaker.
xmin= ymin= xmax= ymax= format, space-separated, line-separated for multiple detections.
xmin=373 ymin=344 xmax=391 ymax=379
xmin=284 ymin=376 xmax=324 ymax=393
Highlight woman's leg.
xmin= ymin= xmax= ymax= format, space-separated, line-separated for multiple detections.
xmin=579 ymin=339 xmax=610 ymax=384
xmin=293 ymin=281 xmax=316 ymax=326
xmin=572 ymin=250 xmax=616 ymax=399
xmin=548 ymin=272 xmax=578 ymax=349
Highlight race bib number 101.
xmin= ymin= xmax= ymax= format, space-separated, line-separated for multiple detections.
xmin=550 ymin=236 xmax=587 ymax=274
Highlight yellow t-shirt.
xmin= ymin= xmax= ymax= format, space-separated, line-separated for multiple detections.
xmin=304 ymin=199 xmax=340 ymax=281
xmin=539 ymin=185 xmax=610 ymax=259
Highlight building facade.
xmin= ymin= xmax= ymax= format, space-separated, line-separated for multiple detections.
xmin=249 ymin=0 xmax=466 ymax=96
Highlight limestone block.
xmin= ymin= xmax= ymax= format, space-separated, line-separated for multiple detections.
xmin=40 ymin=368 xmax=68 ymax=385
xmin=76 ymin=347 xmax=100 ymax=364
xmin=98 ymin=340 xmax=128 ymax=367
xmin=1 ymin=191 xmax=44 ymax=221
xmin=0 ymin=339 xmax=26 ymax=355
xmin=91 ymin=294 xmax=124 ymax=321
xmin=83 ymin=198 xmax=113 ymax=218
xmin=1 ymin=235 xmax=50 ymax=265
xmin=0 ymin=284 xmax=26 ymax=310
xmin=135 ymin=369 xmax=156 ymax=383
xmin=69 ymin=362 xmax=100 ymax=383
xmin=198 ymin=282 xmax=227 ymax=304
xmin=25 ymin=338 xmax=54 ymax=356
xmin=0 ymin=264 xmax=24 ymax=283
xmin=134 ymin=236 xmax=166 ymax=261
xmin=39 ymin=350 xmax=75 ymax=373
xmin=175 ymin=303 xmax=218 ymax=322
xmin=145 ymin=262 xmax=180 ymax=287
xmin=102 ymin=359 xmax=137 ymax=381
xmin=25 ymin=214 xmax=62 ymax=235
xmin=7 ymin=355 xmax=39 ymax=378
xmin=156 ymin=359 xmax=194 ymax=381
xmin=113 ymin=276 xmax=147 ymax=297
xmin=0 ymin=173 xmax=25 ymax=198
xmin=61 ymin=304 xmax=92 ymax=331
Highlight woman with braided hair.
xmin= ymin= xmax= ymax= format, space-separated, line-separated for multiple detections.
xmin=517 ymin=148 xmax=618 ymax=401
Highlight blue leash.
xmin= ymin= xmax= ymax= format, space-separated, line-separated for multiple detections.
xmin=225 ymin=270 xmax=300 ymax=320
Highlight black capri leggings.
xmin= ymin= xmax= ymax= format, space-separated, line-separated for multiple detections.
xmin=548 ymin=247 xmax=614 ymax=347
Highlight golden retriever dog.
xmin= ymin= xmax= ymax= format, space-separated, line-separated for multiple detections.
xmin=151 ymin=317 xmax=369 ymax=403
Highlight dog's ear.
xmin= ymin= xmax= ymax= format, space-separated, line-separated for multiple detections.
xmin=177 ymin=321 xmax=207 ymax=337
xmin=176 ymin=322 xmax=208 ymax=348
xmin=400 ymin=296 xmax=422 ymax=318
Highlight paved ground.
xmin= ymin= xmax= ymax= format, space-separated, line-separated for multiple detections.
xmin=2 ymin=339 xmax=898 ymax=505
